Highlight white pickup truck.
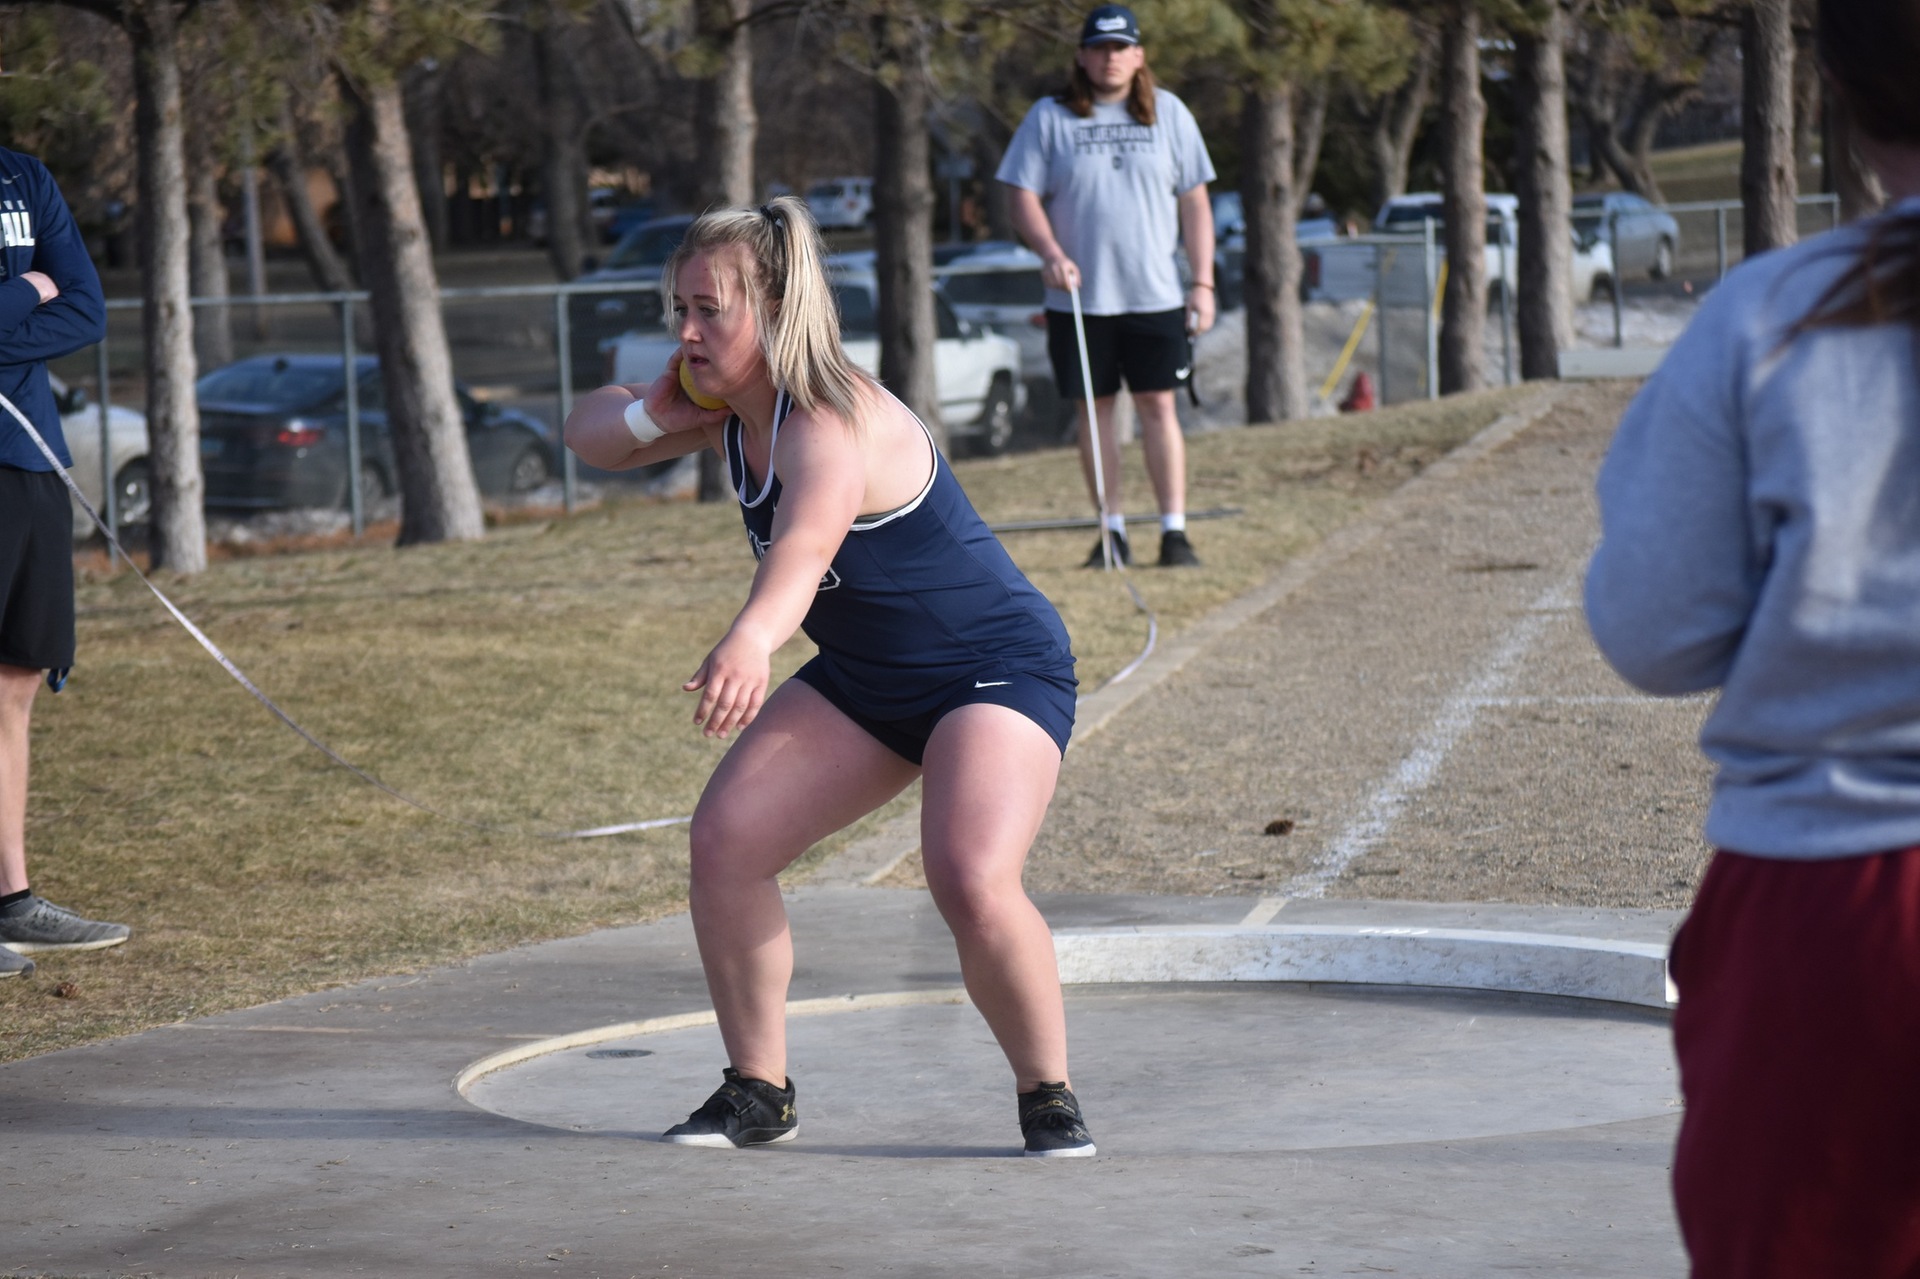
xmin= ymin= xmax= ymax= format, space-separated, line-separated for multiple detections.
xmin=1304 ymin=193 xmax=1614 ymax=306
xmin=608 ymin=252 xmax=1026 ymax=456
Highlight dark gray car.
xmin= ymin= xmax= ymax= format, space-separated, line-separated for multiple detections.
xmin=197 ymin=355 xmax=557 ymax=510
xmin=566 ymin=215 xmax=695 ymax=384
xmin=1573 ymin=192 xmax=1681 ymax=280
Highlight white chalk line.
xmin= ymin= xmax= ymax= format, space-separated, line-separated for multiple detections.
xmin=1282 ymin=578 xmax=1578 ymax=900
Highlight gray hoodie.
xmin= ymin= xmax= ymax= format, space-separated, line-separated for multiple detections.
xmin=1587 ymin=198 xmax=1920 ymax=859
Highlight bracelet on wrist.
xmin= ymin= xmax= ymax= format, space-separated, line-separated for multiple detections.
xmin=1190 ymin=281 xmax=1215 ymax=291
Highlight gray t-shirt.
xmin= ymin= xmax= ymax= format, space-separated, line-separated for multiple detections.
xmin=996 ymin=88 xmax=1216 ymax=316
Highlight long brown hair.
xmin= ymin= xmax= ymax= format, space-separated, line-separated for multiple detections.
xmin=1057 ymin=53 xmax=1158 ymax=126
xmin=1795 ymin=0 xmax=1920 ymax=333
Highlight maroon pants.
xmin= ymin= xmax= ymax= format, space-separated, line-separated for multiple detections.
xmin=1672 ymin=847 xmax=1920 ymax=1278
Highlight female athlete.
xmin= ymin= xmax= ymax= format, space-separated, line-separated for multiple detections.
xmin=565 ymin=197 xmax=1094 ymax=1158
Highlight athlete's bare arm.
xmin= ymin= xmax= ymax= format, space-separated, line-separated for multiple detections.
xmin=683 ymin=407 xmax=867 ymax=740
xmin=564 ymin=351 xmax=729 ymax=470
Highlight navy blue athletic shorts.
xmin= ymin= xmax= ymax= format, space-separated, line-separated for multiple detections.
xmin=0 ymin=466 xmax=75 ymax=676
xmin=791 ymin=656 xmax=1076 ymax=766
xmin=1046 ymin=306 xmax=1191 ymax=400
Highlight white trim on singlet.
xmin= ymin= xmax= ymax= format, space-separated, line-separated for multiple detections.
xmin=729 ymin=389 xmax=789 ymax=509
xmin=849 ymin=401 xmax=939 ymax=533
xmin=728 ymin=386 xmax=939 ymax=531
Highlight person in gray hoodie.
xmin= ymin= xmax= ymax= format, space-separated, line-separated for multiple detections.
xmin=1585 ymin=3 xmax=1920 ymax=1272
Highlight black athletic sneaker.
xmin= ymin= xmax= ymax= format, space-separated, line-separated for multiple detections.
xmin=1018 ymin=1081 xmax=1096 ymax=1158
xmin=1157 ymin=529 xmax=1201 ymax=568
xmin=1083 ymin=530 xmax=1131 ymax=568
xmin=662 ymin=1067 xmax=798 ymax=1148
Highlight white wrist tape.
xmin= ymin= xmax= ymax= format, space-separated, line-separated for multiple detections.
xmin=623 ymin=397 xmax=664 ymax=446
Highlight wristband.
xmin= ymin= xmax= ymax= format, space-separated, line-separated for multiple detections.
xmin=623 ymin=396 xmax=664 ymax=446
xmin=1189 ymin=281 xmax=1215 ymax=291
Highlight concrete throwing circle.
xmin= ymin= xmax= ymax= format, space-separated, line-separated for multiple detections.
xmin=462 ymin=984 xmax=1676 ymax=1158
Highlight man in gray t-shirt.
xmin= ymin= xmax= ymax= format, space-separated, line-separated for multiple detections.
xmin=997 ymin=3 xmax=1216 ymax=569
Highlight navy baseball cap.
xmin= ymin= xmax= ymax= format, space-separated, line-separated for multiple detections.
xmin=1080 ymin=4 xmax=1141 ymax=46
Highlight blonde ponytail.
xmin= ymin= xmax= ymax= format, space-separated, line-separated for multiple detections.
xmin=661 ymin=195 xmax=876 ymax=432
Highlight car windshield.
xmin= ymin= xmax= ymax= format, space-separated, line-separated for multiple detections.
xmin=941 ymin=267 xmax=1044 ymax=307
xmin=834 ymin=283 xmax=878 ymax=335
xmin=197 ymin=361 xmax=343 ymax=407
xmin=603 ymin=221 xmax=689 ymax=271
xmin=1381 ymin=204 xmax=1443 ymax=228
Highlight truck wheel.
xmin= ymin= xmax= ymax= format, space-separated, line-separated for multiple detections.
xmin=113 ymin=459 xmax=151 ymax=530
xmin=508 ymin=445 xmax=553 ymax=493
xmin=1651 ymin=238 xmax=1674 ymax=281
xmin=972 ymin=374 xmax=1016 ymax=457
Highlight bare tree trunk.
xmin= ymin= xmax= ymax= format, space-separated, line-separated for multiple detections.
xmin=1514 ymin=5 xmax=1574 ymax=381
xmin=1367 ymin=37 xmax=1433 ymax=212
xmin=534 ymin=1 xmax=589 ymax=279
xmin=1824 ymin=79 xmax=1887 ymax=223
xmin=186 ymin=121 xmax=234 ymax=371
xmin=339 ymin=71 xmax=484 ymax=545
xmin=1242 ymin=84 xmax=1306 ymax=423
xmin=871 ymin=15 xmax=941 ymax=444
xmin=404 ymin=63 xmax=449 ymax=254
xmin=1292 ymin=80 xmax=1328 ymax=209
xmin=268 ymin=102 xmax=355 ymax=293
xmin=131 ymin=1 xmax=206 ymax=574
xmin=1438 ymin=0 xmax=1486 ymax=395
xmin=1742 ymin=0 xmax=1798 ymax=255
xmin=702 ymin=0 xmax=756 ymax=207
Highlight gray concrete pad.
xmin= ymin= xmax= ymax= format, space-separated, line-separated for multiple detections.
xmin=1 ymin=889 xmax=1685 ymax=1278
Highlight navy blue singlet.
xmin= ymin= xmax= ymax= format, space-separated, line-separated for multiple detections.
xmin=725 ymin=390 xmax=1076 ymax=724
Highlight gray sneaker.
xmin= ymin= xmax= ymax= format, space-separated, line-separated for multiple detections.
xmin=0 ymin=945 xmax=33 ymax=978
xmin=0 ymin=895 xmax=131 ymax=954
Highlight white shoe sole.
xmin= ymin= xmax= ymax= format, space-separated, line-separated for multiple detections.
xmin=1025 ymin=1143 xmax=1096 ymax=1158
xmin=4 ymin=933 xmax=129 ymax=955
xmin=662 ymin=1126 xmax=798 ymax=1149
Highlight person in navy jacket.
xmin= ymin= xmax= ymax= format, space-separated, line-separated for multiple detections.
xmin=0 ymin=146 xmax=131 ymax=978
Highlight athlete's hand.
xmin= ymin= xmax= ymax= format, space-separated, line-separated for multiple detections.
xmin=1186 ymin=284 xmax=1216 ymax=336
xmin=684 ymin=628 xmax=771 ymax=740
xmin=1041 ymin=254 xmax=1081 ymax=293
xmin=642 ymin=351 xmax=731 ymax=436
xmin=21 ymin=272 xmax=57 ymax=305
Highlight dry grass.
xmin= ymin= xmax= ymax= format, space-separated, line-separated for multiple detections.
xmin=2 ymin=386 xmax=1529 ymax=1061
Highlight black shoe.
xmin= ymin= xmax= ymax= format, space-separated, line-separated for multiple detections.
xmin=662 ymin=1068 xmax=798 ymax=1148
xmin=1019 ymin=1081 xmax=1096 ymax=1158
xmin=1083 ymin=530 xmax=1131 ymax=568
xmin=1157 ymin=529 xmax=1201 ymax=568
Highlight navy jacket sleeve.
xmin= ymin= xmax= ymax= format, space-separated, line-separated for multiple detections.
xmin=0 ymin=157 xmax=105 ymax=365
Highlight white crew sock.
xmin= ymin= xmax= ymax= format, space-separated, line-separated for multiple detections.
xmin=1161 ymin=513 xmax=1187 ymax=534
xmin=1105 ymin=514 xmax=1129 ymax=535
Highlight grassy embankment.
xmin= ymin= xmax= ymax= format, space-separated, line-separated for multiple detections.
xmin=3 ymin=384 xmax=1534 ymax=1062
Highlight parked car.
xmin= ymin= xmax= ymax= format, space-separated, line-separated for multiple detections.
xmin=528 ymin=187 xmax=621 ymax=247
xmin=1210 ymin=190 xmax=1338 ymax=310
xmin=51 ymin=374 xmax=149 ymax=539
xmin=604 ymin=200 xmax=663 ymax=244
xmin=934 ymin=242 xmax=1048 ymax=389
xmin=195 ymin=354 xmax=558 ymax=510
xmin=566 ymin=214 xmax=696 ymax=385
xmin=607 ymin=251 xmax=1026 ymax=456
xmin=1305 ymin=196 xmax=1613 ymax=306
xmin=805 ymin=177 xmax=874 ymax=230
xmin=1573 ymin=191 xmax=1681 ymax=280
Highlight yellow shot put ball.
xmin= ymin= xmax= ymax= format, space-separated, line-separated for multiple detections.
xmin=679 ymin=360 xmax=729 ymax=411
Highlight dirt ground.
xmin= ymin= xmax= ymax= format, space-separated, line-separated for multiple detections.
xmin=880 ymin=380 xmax=1717 ymax=908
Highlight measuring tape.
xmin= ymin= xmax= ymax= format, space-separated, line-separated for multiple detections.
xmin=1 ymin=389 xmax=688 ymax=842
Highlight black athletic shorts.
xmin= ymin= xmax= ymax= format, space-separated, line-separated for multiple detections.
xmin=1046 ymin=306 xmax=1192 ymax=400
xmin=791 ymin=655 xmax=1076 ymax=766
xmin=0 ymin=466 xmax=76 ymax=677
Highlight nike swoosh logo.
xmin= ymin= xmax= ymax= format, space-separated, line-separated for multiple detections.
xmin=974 ymin=680 xmax=1012 ymax=688
xmin=1174 ymin=366 xmax=1191 ymax=379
